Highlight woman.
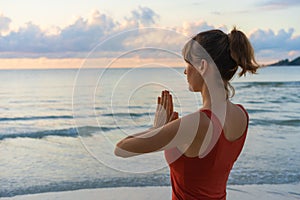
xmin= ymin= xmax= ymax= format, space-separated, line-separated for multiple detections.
xmin=114 ymin=28 xmax=259 ymax=199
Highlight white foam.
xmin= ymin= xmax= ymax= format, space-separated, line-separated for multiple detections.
xmin=1 ymin=183 xmax=299 ymax=200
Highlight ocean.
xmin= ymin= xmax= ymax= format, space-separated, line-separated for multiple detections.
xmin=0 ymin=66 xmax=299 ymax=197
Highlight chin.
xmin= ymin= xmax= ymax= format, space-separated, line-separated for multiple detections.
xmin=188 ymin=85 xmax=200 ymax=92
xmin=188 ymin=85 xmax=196 ymax=92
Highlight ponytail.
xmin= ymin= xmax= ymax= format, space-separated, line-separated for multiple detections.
xmin=187 ymin=28 xmax=260 ymax=98
xmin=228 ymin=27 xmax=259 ymax=76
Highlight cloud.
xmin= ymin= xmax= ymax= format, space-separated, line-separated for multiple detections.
xmin=0 ymin=7 xmax=161 ymax=58
xmin=257 ymin=0 xmax=300 ymax=10
xmin=0 ymin=7 xmax=299 ymax=64
xmin=230 ymin=0 xmax=300 ymax=14
xmin=0 ymin=10 xmax=123 ymax=57
xmin=176 ymin=21 xmax=227 ymax=37
xmin=122 ymin=6 xmax=159 ymax=29
xmin=130 ymin=6 xmax=159 ymax=26
xmin=58 ymin=10 xmax=117 ymax=52
xmin=250 ymin=28 xmax=300 ymax=51
xmin=1 ymin=22 xmax=54 ymax=53
xmin=0 ymin=14 xmax=11 ymax=33
xmin=249 ymin=28 xmax=300 ymax=62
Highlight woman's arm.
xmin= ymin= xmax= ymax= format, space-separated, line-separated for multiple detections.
xmin=115 ymin=90 xmax=175 ymax=141
xmin=114 ymin=90 xmax=203 ymax=158
xmin=114 ymin=90 xmax=176 ymax=157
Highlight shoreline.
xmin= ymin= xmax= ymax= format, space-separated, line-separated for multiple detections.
xmin=1 ymin=183 xmax=299 ymax=200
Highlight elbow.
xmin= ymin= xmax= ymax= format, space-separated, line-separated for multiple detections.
xmin=114 ymin=141 xmax=124 ymax=157
xmin=114 ymin=141 xmax=130 ymax=158
xmin=114 ymin=148 xmax=126 ymax=158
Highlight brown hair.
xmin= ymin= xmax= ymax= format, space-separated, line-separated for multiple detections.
xmin=186 ymin=27 xmax=259 ymax=97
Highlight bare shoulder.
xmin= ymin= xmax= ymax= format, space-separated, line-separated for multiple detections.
xmin=179 ymin=109 xmax=211 ymax=134
xmin=177 ymin=110 xmax=211 ymax=157
xmin=224 ymin=103 xmax=248 ymax=141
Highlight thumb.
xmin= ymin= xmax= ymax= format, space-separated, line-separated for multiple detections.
xmin=170 ymin=112 xmax=179 ymax=121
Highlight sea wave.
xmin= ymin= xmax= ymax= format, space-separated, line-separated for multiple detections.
xmin=235 ymin=81 xmax=300 ymax=88
xmin=250 ymin=119 xmax=300 ymax=127
xmin=1 ymin=170 xmax=299 ymax=197
xmin=0 ymin=126 xmax=120 ymax=140
xmin=0 ymin=115 xmax=73 ymax=122
xmin=0 ymin=113 xmax=152 ymax=122
xmin=0 ymin=175 xmax=169 ymax=197
xmin=246 ymin=109 xmax=274 ymax=114
xmin=101 ymin=112 xmax=154 ymax=117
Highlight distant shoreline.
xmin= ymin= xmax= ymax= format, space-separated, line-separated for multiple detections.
xmin=267 ymin=56 xmax=300 ymax=66
xmin=264 ymin=65 xmax=300 ymax=68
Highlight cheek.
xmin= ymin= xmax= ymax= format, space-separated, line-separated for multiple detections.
xmin=188 ymin=70 xmax=203 ymax=91
xmin=187 ymin=66 xmax=194 ymax=74
xmin=188 ymin=67 xmax=201 ymax=80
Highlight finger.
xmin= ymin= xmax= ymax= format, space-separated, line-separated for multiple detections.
xmin=163 ymin=91 xmax=168 ymax=109
xmin=156 ymin=96 xmax=161 ymax=112
xmin=165 ymin=91 xmax=169 ymax=110
xmin=171 ymin=112 xmax=178 ymax=121
xmin=169 ymin=112 xmax=174 ymax=122
xmin=169 ymin=94 xmax=173 ymax=114
xmin=161 ymin=91 xmax=164 ymax=105
xmin=169 ymin=111 xmax=178 ymax=122
xmin=157 ymin=96 xmax=161 ymax=105
xmin=173 ymin=112 xmax=178 ymax=120
xmin=168 ymin=92 xmax=172 ymax=121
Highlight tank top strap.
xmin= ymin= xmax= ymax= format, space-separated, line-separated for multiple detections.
xmin=200 ymin=109 xmax=223 ymax=131
xmin=198 ymin=109 xmax=224 ymax=158
xmin=200 ymin=104 xmax=249 ymax=143
xmin=236 ymin=104 xmax=249 ymax=122
xmin=201 ymin=104 xmax=249 ymax=128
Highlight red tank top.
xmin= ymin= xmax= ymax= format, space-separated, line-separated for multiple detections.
xmin=164 ymin=104 xmax=249 ymax=200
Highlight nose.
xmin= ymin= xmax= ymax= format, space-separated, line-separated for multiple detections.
xmin=184 ymin=68 xmax=187 ymax=75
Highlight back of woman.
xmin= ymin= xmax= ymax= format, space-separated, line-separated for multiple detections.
xmin=165 ymin=104 xmax=249 ymax=200
xmin=115 ymin=27 xmax=259 ymax=200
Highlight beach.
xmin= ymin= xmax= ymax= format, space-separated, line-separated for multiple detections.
xmin=1 ymin=183 xmax=300 ymax=200
xmin=1 ymin=0 xmax=300 ymax=198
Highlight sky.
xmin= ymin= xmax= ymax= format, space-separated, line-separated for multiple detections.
xmin=0 ymin=0 xmax=300 ymax=68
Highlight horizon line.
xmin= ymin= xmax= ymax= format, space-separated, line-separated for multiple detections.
xmin=0 ymin=57 xmax=277 ymax=70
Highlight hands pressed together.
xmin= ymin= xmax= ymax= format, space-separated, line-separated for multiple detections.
xmin=153 ymin=90 xmax=178 ymax=128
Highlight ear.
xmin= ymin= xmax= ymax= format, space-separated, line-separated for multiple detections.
xmin=199 ymin=59 xmax=208 ymax=76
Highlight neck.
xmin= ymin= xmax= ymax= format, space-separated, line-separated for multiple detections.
xmin=201 ymin=84 xmax=212 ymax=109
xmin=200 ymin=79 xmax=229 ymax=111
xmin=198 ymin=64 xmax=229 ymax=129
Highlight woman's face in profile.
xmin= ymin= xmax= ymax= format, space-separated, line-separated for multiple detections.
xmin=184 ymin=62 xmax=202 ymax=92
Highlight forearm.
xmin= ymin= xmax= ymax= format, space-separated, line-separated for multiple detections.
xmin=114 ymin=128 xmax=156 ymax=158
xmin=114 ymin=125 xmax=171 ymax=158
xmin=114 ymin=90 xmax=178 ymax=158
xmin=125 ymin=127 xmax=155 ymax=138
